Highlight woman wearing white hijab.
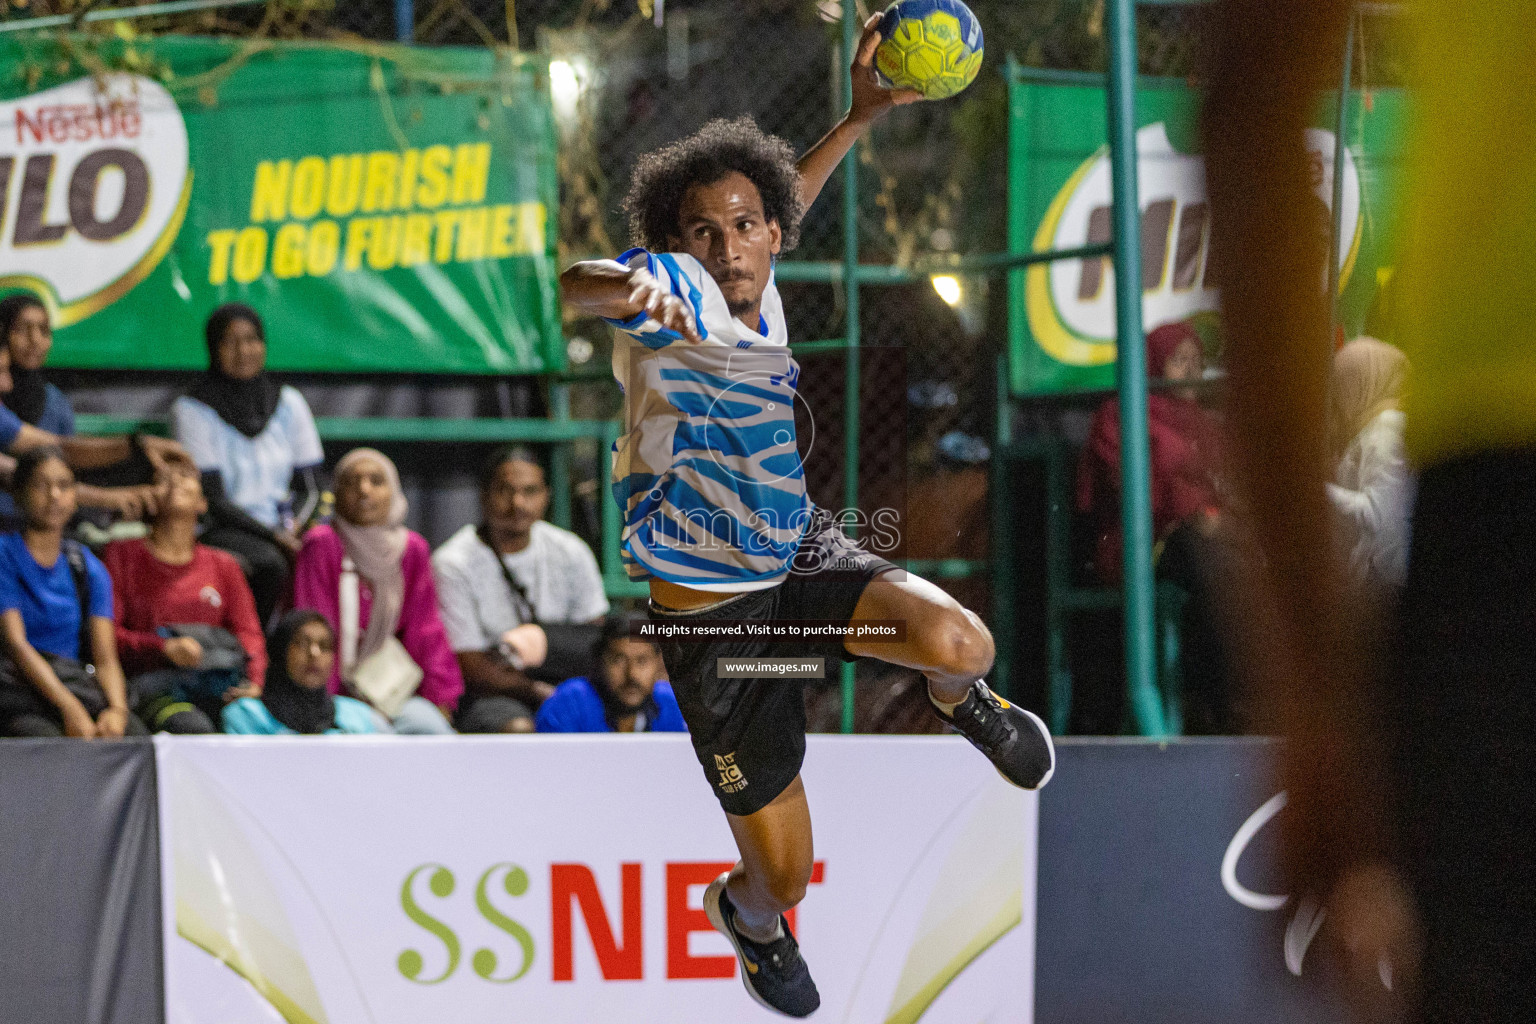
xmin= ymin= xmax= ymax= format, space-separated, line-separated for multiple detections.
xmin=290 ymin=448 xmax=463 ymax=733
xmin=1327 ymin=338 xmax=1413 ymax=591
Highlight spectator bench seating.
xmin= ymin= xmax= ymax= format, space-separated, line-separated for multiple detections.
xmin=75 ymin=413 xmax=648 ymax=600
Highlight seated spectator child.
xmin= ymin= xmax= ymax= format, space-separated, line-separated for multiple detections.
xmin=291 ymin=447 xmax=462 ymax=734
xmin=1327 ymin=337 xmax=1412 ymax=592
xmin=0 ymin=448 xmax=145 ymax=737
xmin=224 ymin=610 xmax=382 ymax=735
xmin=103 ymin=470 xmax=267 ymax=734
xmin=535 ymin=613 xmax=684 ymax=734
xmin=433 ymin=445 xmax=609 ymax=733
xmin=171 ymin=304 xmax=324 ymax=623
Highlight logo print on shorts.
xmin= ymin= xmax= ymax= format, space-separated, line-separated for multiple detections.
xmin=714 ymin=753 xmax=748 ymax=794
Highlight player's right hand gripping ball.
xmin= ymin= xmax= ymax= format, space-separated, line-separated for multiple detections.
xmin=874 ymin=0 xmax=984 ymax=101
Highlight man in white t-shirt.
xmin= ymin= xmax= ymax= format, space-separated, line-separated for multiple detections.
xmin=431 ymin=446 xmax=609 ymax=732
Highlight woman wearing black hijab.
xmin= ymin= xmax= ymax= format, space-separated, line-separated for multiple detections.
xmin=171 ymin=304 xmax=324 ymax=624
xmin=222 ymin=610 xmax=384 ymax=734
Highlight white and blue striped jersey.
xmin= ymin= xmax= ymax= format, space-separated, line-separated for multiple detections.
xmin=605 ymin=248 xmax=811 ymax=592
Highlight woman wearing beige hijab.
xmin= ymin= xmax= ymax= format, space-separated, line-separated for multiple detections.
xmin=290 ymin=448 xmax=463 ymax=733
xmin=1327 ymin=338 xmax=1412 ymax=590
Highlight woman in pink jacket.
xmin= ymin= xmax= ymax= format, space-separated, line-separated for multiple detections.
xmin=290 ymin=448 xmax=462 ymax=733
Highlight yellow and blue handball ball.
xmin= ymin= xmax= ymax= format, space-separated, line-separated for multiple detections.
xmin=874 ymin=0 xmax=984 ymax=101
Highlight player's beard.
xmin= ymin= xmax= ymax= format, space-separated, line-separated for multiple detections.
xmin=714 ymin=269 xmax=758 ymax=317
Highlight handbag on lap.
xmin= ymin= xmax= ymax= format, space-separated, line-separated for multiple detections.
xmin=338 ymin=556 xmax=422 ymax=719
xmin=154 ymin=623 xmax=249 ymax=700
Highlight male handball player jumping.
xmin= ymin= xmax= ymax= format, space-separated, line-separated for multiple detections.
xmin=560 ymin=18 xmax=1054 ymax=1018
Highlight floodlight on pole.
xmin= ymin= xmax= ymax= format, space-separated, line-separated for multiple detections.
xmin=931 ymin=274 xmax=963 ymax=307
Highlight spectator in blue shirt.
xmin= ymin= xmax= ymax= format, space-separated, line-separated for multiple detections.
xmin=536 ymin=612 xmax=684 ymax=734
xmin=1 ymin=294 xmax=74 ymax=436
xmin=0 ymin=448 xmax=144 ymax=737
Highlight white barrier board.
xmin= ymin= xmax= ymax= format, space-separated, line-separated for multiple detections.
xmin=154 ymin=734 xmax=1036 ymax=1024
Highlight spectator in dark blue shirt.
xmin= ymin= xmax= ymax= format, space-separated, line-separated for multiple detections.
xmin=536 ymin=612 xmax=684 ymax=734
xmin=1 ymin=294 xmax=75 ymax=436
xmin=0 ymin=448 xmax=144 ymax=737
xmin=0 ymin=295 xmax=195 ymax=524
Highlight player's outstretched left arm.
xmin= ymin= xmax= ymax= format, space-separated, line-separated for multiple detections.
xmin=560 ymin=259 xmax=704 ymax=344
xmin=797 ymin=14 xmax=921 ymax=211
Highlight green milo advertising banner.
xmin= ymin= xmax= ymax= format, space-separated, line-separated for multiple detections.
xmin=0 ymin=36 xmax=560 ymax=373
xmin=1008 ymin=75 xmax=1406 ymax=396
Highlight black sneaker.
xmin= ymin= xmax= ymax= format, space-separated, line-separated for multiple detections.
xmin=703 ymin=871 xmax=821 ymax=1018
xmin=935 ymin=681 xmax=1056 ymax=789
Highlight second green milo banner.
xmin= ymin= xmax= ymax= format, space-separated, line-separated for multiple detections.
xmin=0 ymin=36 xmax=560 ymax=373
xmin=1008 ymin=73 xmax=1406 ymax=396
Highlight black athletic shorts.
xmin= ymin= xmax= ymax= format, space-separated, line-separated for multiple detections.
xmin=1392 ymin=450 xmax=1536 ymax=1024
xmin=652 ymin=507 xmax=900 ymax=816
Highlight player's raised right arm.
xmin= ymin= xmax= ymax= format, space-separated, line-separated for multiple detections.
xmin=797 ymin=15 xmax=920 ymax=211
xmin=560 ymin=260 xmax=703 ymax=344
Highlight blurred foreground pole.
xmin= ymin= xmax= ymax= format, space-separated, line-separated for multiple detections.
xmin=839 ymin=0 xmax=861 ymax=735
xmin=395 ymin=0 xmax=413 ymax=42
xmin=1106 ymin=0 xmax=1166 ymax=736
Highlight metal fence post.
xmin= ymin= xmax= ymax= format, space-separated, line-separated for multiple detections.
xmin=991 ymin=352 xmax=1015 ymax=701
xmin=838 ymin=0 xmax=861 ymax=735
xmin=0 ymin=0 xmax=265 ymax=33
xmin=395 ymin=0 xmax=413 ymax=43
xmin=1329 ymin=10 xmax=1356 ymax=331
xmin=549 ymin=382 xmax=572 ymax=531
xmin=1106 ymin=0 xmax=1166 ymax=737
xmin=995 ymin=55 xmax=1023 ymax=704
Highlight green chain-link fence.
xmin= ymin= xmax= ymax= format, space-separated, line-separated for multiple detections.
xmin=0 ymin=0 xmax=1408 ymax=730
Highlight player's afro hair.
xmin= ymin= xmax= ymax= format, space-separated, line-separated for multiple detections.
xmin=623 ymin=116 xmax=804 ymax=253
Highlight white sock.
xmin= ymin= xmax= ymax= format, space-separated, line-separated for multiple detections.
xmin=736 ymin=912 xmax=784 ymax=945
xmin=928 ymin=682 xmax=968 ymax=717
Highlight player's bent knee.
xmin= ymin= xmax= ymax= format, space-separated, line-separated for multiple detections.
xmin=922 ymin=607 xmax=995 ymax=680
xmin=947 ymin=630 xmax=994 ymax=680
